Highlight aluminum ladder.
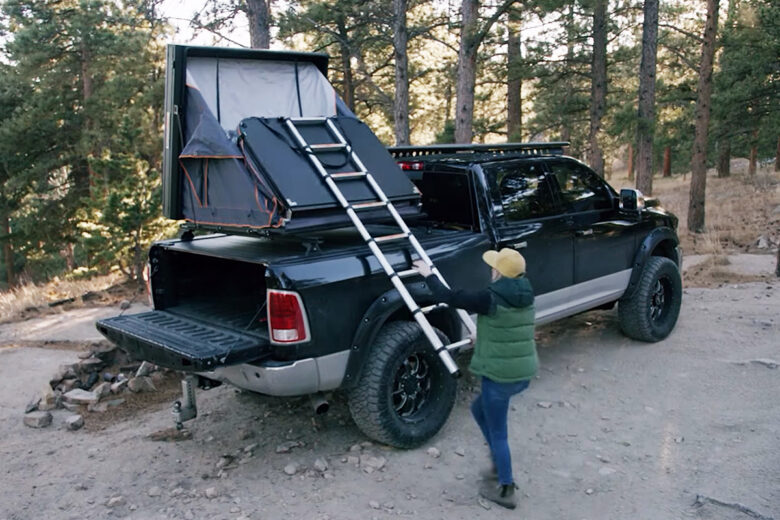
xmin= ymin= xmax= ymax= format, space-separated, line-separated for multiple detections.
xmin=283 ymin=117 xmax=477 ymax=377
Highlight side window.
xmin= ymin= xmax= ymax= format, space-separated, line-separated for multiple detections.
xmin=548 ymin=160 xmax=613 ymax=213
xmin=489 ymin=162 xmax=557 ymax=222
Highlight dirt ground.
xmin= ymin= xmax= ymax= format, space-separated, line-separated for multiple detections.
xmin=1 ymin=274 xmax=778 ymax=520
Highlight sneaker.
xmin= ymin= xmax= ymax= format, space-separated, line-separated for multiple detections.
xmin=478 ymin=481 xmax=517 ymax=510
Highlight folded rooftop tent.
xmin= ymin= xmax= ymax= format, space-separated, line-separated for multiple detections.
xmin=162 ymin=45 xmax=421 ymax=234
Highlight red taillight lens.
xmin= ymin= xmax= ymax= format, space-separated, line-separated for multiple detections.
xmin=397 ymin=161 xmax=424 ymax=171
xmin=267 ymin=290 xmax=309 ymax=343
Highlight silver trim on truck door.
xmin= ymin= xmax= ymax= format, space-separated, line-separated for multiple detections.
xmin=202 ymin=350 xmax=350 ymax=396
xmin=534 ymin=268 xmax=632 ymax=325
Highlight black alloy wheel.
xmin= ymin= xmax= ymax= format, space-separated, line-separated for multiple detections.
xmin=618 ymin=256 xmax=682 ymax=342
xmin=348 ymin=321 xmax=458 ymax=448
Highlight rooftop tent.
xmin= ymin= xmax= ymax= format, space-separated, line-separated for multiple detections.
xmin=163 ymin=45 xmax=421 ymax=233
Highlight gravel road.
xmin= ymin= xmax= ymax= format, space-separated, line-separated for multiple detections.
xmin=1 ymin=281 xmax=778 ymax=520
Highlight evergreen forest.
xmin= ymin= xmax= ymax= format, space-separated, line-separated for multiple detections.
xmin=0 ymin=0 xmax=778 ymax=289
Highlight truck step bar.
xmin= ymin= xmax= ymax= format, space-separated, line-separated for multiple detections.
xmin=284 ymin=116 xmax=477 ymax=378
xmin=96 ymin=311 xmax=270 ymax=372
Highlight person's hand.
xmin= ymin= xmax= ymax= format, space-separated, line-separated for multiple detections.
xmin=412 ymin=259 xmax=433 ymax=277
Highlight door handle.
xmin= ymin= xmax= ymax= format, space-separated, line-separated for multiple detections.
xmin=511 ymin=241 xmax=528 ymax=249
xmin=576 ymin=229 xmax=594 ymax=237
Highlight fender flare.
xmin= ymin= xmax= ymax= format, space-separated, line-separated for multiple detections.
xmin=341 ymin=284 xmax=461 ymax=389
xmin=623 ymin=226 xmax=680 ymax=300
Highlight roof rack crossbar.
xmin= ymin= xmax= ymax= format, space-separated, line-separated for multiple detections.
xmin=388 ymin=142 xmax=569 ymax=158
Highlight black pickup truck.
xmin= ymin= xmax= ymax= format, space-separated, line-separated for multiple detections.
xmin=97 ymin=46 xmax=682 ymax=448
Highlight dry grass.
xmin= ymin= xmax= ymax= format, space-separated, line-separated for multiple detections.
xmin=0 ymin=272 xmax=136 ymax=323
xmin=611 ymin=164 xmax=780 ymax=256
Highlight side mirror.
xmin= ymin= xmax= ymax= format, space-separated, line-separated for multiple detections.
xmin=620 ymin=188 xmax=645 ymax=211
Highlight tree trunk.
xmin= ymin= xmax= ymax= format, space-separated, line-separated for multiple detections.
xmin=246 ymin=0 xmax=271 ymax=49
xmin=587 ymin=0 xmax=607 ymax=177
xmin=748 ymin=145 xmax=757 ymax=175
xmin=455 ymin=0 xmax=479 ymax=144
xmin=688 ymin=0 xmax=719 ymax=234
xmin=775 ymin=136 xmax=780 ymax=172
xmin=1 ymin=210 xmax=13 ymax=288
xmin=627 ymin=143 xmax=635 ymax=181
xmin=636 ymin=0 xmax=659 ymax=195
xmin=338 ymin=32 xmax=355 ymax=111
xmin=717 ymin=140 xmax=730 ymax=177
xmin=392 ymin=0 xmax=410 ymax=146
xmin=663 ymin=146 xmax=671 ymax=177
xmin=506 ymin=8 xmax=522 ymax=142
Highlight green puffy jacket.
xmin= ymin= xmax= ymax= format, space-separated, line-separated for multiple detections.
xmin=469 ymin=276 xmax=538 ymax=383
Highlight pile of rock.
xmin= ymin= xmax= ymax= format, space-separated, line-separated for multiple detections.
xmin=23 ymin=342 xmax=165 ymax=430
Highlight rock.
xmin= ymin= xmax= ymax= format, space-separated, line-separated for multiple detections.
xmin=244 ymin=443 xmax=259 ymax=453
xmin=205 ymin=487 xmax=219 ymax=499
xmin=426 ymin=447 xmax=441 ymax=458
xmin=119 ymin=299 xmax=132 ymax=310
xmin=215 ymin=456 xmax=234 ymax=469
xmin=537 ymin=401 xmax=554 ymax=409
xmin=135 ymin=361 xmax=154 ymax=378
xmin=598 ymin=467 xmax=616 ymax=476
xmin=110 ymin=380 xmax=128 ymax=394
xmin=454 ymin=447 xmax=465 ymax=457
xmin=83 ymin=372 xmax=100 ymax=389
xmin=477 ymin=497 xmax=492 ymax=510
xmin=369 ymin=500 xmax=381 ymax=510
xmin=65 ymin=414 xmax=84 ymax=431
xmin=93 ymin=382 xmax=112 ymax=400
xmin=147 ymin=486 xmax=162 ymax=497
xmin=275 ymin=440 xmax=301 ymax=453
xmin=102 ymin=372 xmax=115 ymax=382
xmin=757 ymin=236 xmax=769 ymax=249
xmin=585 ymin=488 xmax=595 ymax=495
xmin=59 ymin=378 xmax=79 ymax=393
xmin=360 ymin=455 xmax=387 ymax=471
xmin=63 ymin=402 xmax=82 ymax=413
xmin=78 ymin=357 xmax=105 ymax=374
xmin=106 ymin=496 xmax=125 ymax=507
xmin=347 ymin=456 xmax=359 ymax=465
xmin=25 ymin=394 xmax=41 ymax=413
xmin=64 ymin=389 xmax=99 ymax=405
xmin=24 ymin=411 xmax=52 ymax=428
xmin=314 ymin=458 xmax=328 ymax=473
xmin=78 ymin=350 xmax=93 ymax=360
xmin=128 ymin=376 xmax=156 ymax=393
xmin=88 ymin=402 xmax=109 ymax=413
xmin=456 ymin=474 xmax=465 ymax=480
xmin=349 ymin=443 xmax=363 ymax=452
xmin=283 ymin=463 xmax=299 ymax=475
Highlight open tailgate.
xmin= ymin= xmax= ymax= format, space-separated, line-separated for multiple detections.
xmin=96 ymin=310 xmax=270 ymax=372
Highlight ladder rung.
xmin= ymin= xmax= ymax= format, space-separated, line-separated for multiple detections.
xmin=420 ymin=303 xmax=449 ymax=314
xmin=396 ymin=269 xmax=420 ymax=279
xmin=352 ymin=201 xmax=387 ymax=210
xmin=289 ymin=117 xmax=328 ymax=125
xmin=331 ymin=171 xmax=366 ymax=180
xmin=375 ymin=233 xmax=408 ymax=243
xmin=309 ymin=143 xmax=346 ymax=151
xmin=445 ymin=339 xmax=472 ymax=351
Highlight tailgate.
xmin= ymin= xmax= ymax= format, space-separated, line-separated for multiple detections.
xmin=96 ymin=311 xmax=270 ymax=371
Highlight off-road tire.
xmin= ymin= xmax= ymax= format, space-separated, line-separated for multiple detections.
xmin=348 ymin=321 xmax=457 ymax=449
xmin=618 ymin=256 xmax=682 ymax=342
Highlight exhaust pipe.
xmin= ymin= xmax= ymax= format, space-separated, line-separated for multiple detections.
xmin=310 ymin=393 xmax=329 ymax=415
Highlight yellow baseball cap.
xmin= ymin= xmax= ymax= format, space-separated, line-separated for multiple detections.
xmin=482 ymin=248 xmax=526 ymax=278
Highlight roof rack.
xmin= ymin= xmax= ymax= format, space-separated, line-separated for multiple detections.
xmin=387 ymin=142 xmax=569 ymax=158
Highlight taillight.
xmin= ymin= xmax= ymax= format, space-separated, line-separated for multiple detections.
xmin=397 ymin=161 xmax=424 ymax=171
xmin=267 ymin=290 xmax=310 ymax=344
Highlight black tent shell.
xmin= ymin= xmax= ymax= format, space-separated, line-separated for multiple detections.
xmin=163 ymin=44 xmax=420 ymax=234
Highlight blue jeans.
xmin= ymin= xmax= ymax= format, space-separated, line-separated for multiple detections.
xmin=470 ymin=377 xmax=530 ymax=485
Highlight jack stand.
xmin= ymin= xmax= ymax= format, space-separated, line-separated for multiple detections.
xmin=173 ymin=375 xmax=198 ymax=430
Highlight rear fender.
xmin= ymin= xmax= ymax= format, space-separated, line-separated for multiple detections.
xmin=341 ymin=284 xmax=461 ymax=389
xmin=623 ymin=227 xmax=680 ymax=300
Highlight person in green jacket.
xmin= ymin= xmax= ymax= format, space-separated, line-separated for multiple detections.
xmin=414 ymin=248 xmax=537 ymax=510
